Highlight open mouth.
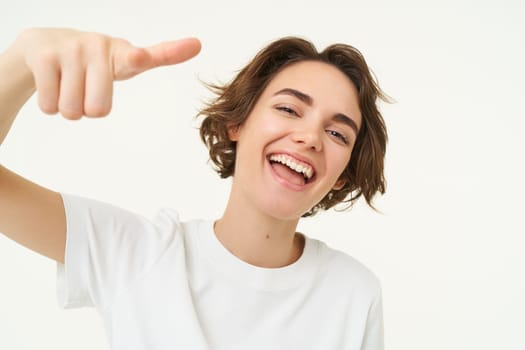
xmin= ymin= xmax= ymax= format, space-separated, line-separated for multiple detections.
xmin=268 ymin=153 xmax=316 ymax=186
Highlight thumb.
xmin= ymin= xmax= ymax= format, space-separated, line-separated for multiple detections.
xmin=114 ymin=38 xmax=201 ymax=80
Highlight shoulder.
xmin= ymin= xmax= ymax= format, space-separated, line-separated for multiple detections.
xmin=314 ymin=239 xmax=382 ymax=299
xmin=62 ymin=193 xmax=182 ymax=230
xmin=61 ymin=193 xmax=189 ymax=255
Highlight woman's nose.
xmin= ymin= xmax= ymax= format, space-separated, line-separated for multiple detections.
xmin=291 ymin=124 xmax=323 ymax=152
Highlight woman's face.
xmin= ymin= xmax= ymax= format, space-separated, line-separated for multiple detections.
xmin=230 ymin=60 xmax=362 ymax=220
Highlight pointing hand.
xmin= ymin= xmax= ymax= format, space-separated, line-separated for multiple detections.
xmin=14 ymin=28 xmax=201 ymax=119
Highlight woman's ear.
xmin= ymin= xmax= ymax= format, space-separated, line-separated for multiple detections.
xmin=332 ymin=178 xmax=346 ymax=191
xmin=228 ymin=125 xmax=240 ymax=141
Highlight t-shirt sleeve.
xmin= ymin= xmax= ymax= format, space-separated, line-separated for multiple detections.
xmin=361 ymin=288 xmax=385 ymax=350
xmin=56 ymin=193 xmax=178 ymax=311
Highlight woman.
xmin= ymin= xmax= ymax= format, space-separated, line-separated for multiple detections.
xmin=0 ymin=28 xmax=388 ymax=349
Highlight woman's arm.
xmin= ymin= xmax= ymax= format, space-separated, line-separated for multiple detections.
xmin=0 ymin=28 xmax=200 ymax=263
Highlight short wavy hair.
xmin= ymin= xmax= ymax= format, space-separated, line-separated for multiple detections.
xmin=198 ymin=37 xmax=389 ymax=217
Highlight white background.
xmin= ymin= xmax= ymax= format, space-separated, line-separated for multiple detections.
xmin=1 ymin=0 xmax=524 ymax=349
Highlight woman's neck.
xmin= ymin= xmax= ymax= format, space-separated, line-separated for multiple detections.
xmin=214 ymin=190 xmax=305 ymax=268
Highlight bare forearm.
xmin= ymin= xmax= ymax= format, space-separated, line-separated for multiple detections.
xmin=0 ymin=28 xmax=201 ymax=263
xmin=0 ymin=38 xmax=35 ymax=145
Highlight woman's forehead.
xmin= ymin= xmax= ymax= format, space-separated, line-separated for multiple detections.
xmin=268 ymin=61 xmax=356 ymax=96
xmin=262 ymin=61 xmax=361 ymax=120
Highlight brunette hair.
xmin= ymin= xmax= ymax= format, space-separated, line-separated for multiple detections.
xmin=198 ymin=37 xmax=390 ymax=216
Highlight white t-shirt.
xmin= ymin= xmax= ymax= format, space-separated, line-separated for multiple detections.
xmin=57 ymin=193 xmax=384 ymax=350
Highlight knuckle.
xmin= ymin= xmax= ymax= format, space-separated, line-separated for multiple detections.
xmin=26 ymin=45 xmax=58 ymax=70
xmin=81 ymin=32 xmax=110 ymax=54
xmin=38 ymin=49 xmax=58 ymax=64
xmin=17 ymin=27 xmax=37 ymax=43
xmin=68 ymin=40 xmax=84 ymax=58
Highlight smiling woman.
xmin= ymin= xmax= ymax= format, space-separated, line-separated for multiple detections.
xmin=216 ymin=60 xmax=365 ymax=221
xmin=0 ymin=29 xmax=388 ymax=350
xmin=199 ymin=37 xmax=389 ymax=216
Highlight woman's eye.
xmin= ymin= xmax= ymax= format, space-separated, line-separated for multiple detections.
xmin=327 ymin=130 xmax=349 ymax=145
xmin=276 ymin=106 xmax=298 ymax=116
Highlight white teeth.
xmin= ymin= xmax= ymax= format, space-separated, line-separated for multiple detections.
xmin=269 ymin=154 xmax=314 ymax=180
xmin=305 ymin=168 xmax=313 ymax=179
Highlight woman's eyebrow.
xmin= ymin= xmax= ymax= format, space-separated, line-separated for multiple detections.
xmin=333 ymin=113 xmax=359 ymax=134
xmin=274 ymin=88 xmax=359 ymax=134
xmin=274 ymin=88 xmax=313 ymax=105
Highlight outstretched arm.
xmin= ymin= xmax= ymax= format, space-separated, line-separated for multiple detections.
xmin=0 ymin=28 xmax=201 ymax=263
